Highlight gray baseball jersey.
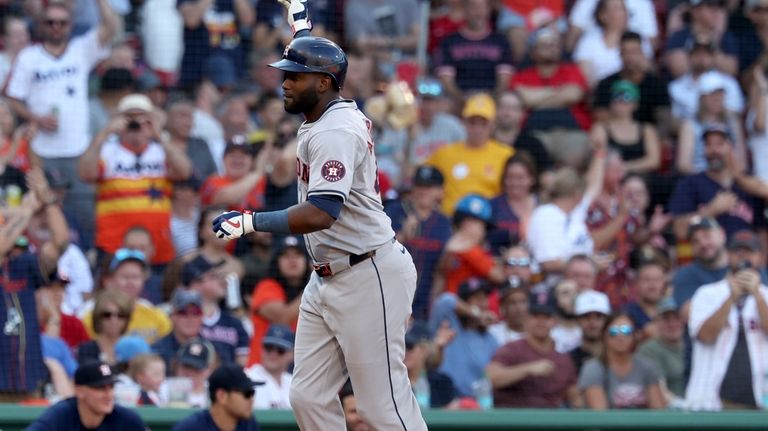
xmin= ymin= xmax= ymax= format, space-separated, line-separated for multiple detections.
xmin=295 ymin=99 xmax=395 ymax=263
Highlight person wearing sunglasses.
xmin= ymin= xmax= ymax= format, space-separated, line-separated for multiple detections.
xmin=578 ymin=312 xmax=665 ymax=409
xmin=172 ymin=364 xmax=263 ymax=431
xmin=76 ymin=290 xmax=133 ymax=366
xmin=152 ymin=289 xmax=205 ymax=373
xmin=245 ymin=324 xmax=295 ymax=410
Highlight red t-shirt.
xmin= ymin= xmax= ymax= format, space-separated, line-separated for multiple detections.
xmin=40 ymin=313 xmax=90 ymax=352
xmin=429 ymin=15 xmax=464 ymax=54
xmin=200 ymin=175 xmax=267 ymax=210
xmin=491 ymin=338 xmax=576 ymax=407
xmin=246 ymin=279 xmax=298 ymax=366
xmin=443 ymin=246 xmax=495 ymax=295
xmin=509 ymin=63 xmax=591 ymax=131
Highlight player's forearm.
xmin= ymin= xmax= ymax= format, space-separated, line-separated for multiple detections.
xmin=286 ymin=202 xmax=335 ymax=233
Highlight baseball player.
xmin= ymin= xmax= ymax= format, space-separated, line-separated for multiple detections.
xmin=211 ymin=1 xmax=427 ymax=429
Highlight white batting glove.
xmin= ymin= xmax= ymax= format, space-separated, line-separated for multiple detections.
xmin=277 ymin=0 xmax=312 ymax=35
xmin=212 ymin=210 xmax=255 ymax=241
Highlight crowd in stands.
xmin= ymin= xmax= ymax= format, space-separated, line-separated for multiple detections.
xmin=2 ymin=0 xmax=768 ymax=417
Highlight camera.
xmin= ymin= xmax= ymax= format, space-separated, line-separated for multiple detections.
xmin=738 ymin=260 xmax=753 ymax=271
xmin=127 ymin=120 xmax=142 ymax=131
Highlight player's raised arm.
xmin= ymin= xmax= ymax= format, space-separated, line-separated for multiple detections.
xmin=277 ymin=0 xmax=312 ymax=38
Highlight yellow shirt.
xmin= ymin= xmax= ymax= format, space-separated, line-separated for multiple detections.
xmin=427 ymin=140 xmax=514 ymax=215
xmin=83 ymin=299 xmax=172 ymax=344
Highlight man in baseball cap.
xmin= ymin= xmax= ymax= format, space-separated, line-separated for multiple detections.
xmin=172 ymin=364 xmax=263 ymax=431
xmin=26 ymin=362 xmax=147 ymax=430
xmin=571 ymin=291 xmax=611 ymax=373
xmin=245 ymin=324 xmax=295 ymax=409
xmin=151 ymin=289 xmax=204 ymax=371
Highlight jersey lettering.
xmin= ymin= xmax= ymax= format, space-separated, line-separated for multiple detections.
xmin=296 ymin=158 xmax=310 ymax=183
xmin=363 ymin=119 xmax=380 ymax=193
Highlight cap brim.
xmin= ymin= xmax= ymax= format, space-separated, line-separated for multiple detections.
xmin=178 ymin=358 xmax=208 ymax=370
xmin=81 ymin=375 xmax=120 ymax=387
xmin=263 ymin=337 xmax=294 ymax=350
xmin=268 ymin=59 xmax=317 ymax=74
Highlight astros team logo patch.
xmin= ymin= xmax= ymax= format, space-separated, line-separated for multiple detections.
xmin=321 ymin=160 xmax=346 ymax=182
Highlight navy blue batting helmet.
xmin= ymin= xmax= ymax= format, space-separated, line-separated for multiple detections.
xmin=269 ymin=37 xmax=348 ymax=90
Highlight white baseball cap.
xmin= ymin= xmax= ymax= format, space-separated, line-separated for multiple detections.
xmin=574 ymin=290 xmax=611 ymax=316
xmin=117 ymin=94 xmax=154 ymax=114
xmin=698 ymin=71 xmax=727 ymax=96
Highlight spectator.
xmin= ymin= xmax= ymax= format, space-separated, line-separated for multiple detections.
xmin=246 ymin=324 xmax=294 ymax=410
xmin=564 ymin=254 xmax=598 ymax=293
xmin=185 ymin=255 xmax=250 ymax=366
xmin=486 ymin=304 xmax=581 ymax=408
xmin=428 ymin=278 xmax=499 ymax=398
xmin=171 ymin=364 xmax=262 ymax=431
xmin=686 ymin=229 xmax=768 ymax=410
xmin=89 ymin=68 xmax=135 ymax=139
xmin=120 ymin=226 xmax=164 ymax=305
xmin=745 ymin=65 xmax=768 ymax=183
xmin=493 ymin=92 xmax=553 ymax=173
xmin=488 ymin=284 xmax=529 ymax=346
xmin=623 ymin=261 xmax=668 ymax=337
xmin=621 ymin=175 xmax=670 ymax=250
xmin=487 ymin=153 xmax=538 ymax=253
xmin=573 ymin=0 xmax=653 ymax=86
xmin=0 ymin=100 xmax=32 ymax=174
xmin=171 ymin=176 xmax=203 ymax=258
xmin=496 ymin=0 xmax=565 ymax=64
xmin=166 ymin=98 xmax=219 ymax=182
xmin=590 ymin=80 xmax=661 ymax=174
xmin=403 ymin=322 xmax=458 ymax=409
xmin=428 ymin=0 xmax=465 ymax=56
xmin=578 ymin=312 xmax=665 ymax=409
xmin=668 ymin=123 xmax=765 ymax=241
xmin=435 ymin=194 xmax=505 ymax=297
xmin=191 ymin=80 xmax=225 ymax=168
xmin=128 ymin=354 xmax=166 ymax=406
xmin=566 ymin=0 xmax=657 ymax=52
xmin=5 ymin=0 xmax=118 ymax=251
xmin=406 ymin=78 xmax=466 ymax=170
xmin=0 ymin=16 xmax=30 ymax=87
xmin=25 ymin=362 xmax=147 ymax=431
xmin=669 ymin=39 xmax=744 ymax=123
xmin=174 ymin=338 xmax=218 ymax=408
xmin=200 ymin=136 xmax=267 ymax=210
xmin=676 ymin=73 xmax=745 ymax=175
xmin=176 ymin=0 xmax=254 ymax=90
xmin=671 ymin=217 xmax=729 ymax=308
xmin=664 ymin=0 xmax=738 ymax=78
xmin=218 ymin=97 xmax=258 ymax=144
xmin=246 ymin=50 xmax=284 ymax=96
xmin=339 ymin=381 xmax=374 ymax=431
xmin=385 ymin=165 xmax=452 ymax=320
xmin=427 ymin=93 xmax=514 ymax=215
xmin=77 ymin=290 xmax=132 ymax=366
xmin=510 ymin=28 xmax=591 ymax=135
xmin=36 ymin=272 xmax=90 ymax=352
xmin=81 ymin=249 xmax=172 ymax=344
xmin=78 ymin=94 xmax=193 ymax=265
xmin=738 ymin=0 xmax=768 ymax=72
xmin=637 ymin=297 xmax=685 ymax=406
xmin=152 ymin=289 xmax=204 ymax=372
xmin=434 ymin=0 xmax=514 ymax=99
xmin=527 ymin=148 xmax=606 ymax=280
xmin=592 ymin=32 xmax=671 ymax=134
xmin=570 ymin=290 xmax=611 ymax=373
xmin=140 ymin=0 xmax=184 ymax=83
xmin=247 ymin=235 xmax=307 ymax=366
xmin=550 ymin=279 xmax=582 ymax=353
xmin=344 ymin=0 xmax=419 ymax=65
xmin=188 ymin=207 xmax=246 ymax=279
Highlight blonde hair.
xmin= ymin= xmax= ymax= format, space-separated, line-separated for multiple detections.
xmin=128 ymin=353 xmax=164 ymax=380
xmin=549 ymin=167 xmax=587 ymax=200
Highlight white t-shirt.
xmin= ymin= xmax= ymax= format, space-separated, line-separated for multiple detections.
xmin=6 ymin=29 xmax=110 ymax=158
xmin=246 ymin=364 xmax=292 ymax=410
xmin=527 ymin=197 xmax=594 ymax=265
xmin=668 ymin=72 xmax=745 ymax=121
xmin=569 ymin=0 xmax=658 ymax=39
xmin=488 ymin=323 xmax=524 ymax=347
xmin=746 ymin=108 xmax=768 ymax=183
xmin=686 ymin=279 xmax=768 ymax=411
xmin=573 ymin=29 xmax=653 ymax=85
xmin=57 ymin=243 xmax=94 ymax=316
xmin=550 ymin=324 xmax=583 ymax=353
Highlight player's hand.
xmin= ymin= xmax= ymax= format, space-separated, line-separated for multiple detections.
xmin=277 ymin=0 xmax=311 ymax=35
xmin=212 ymin=210 xmax=255 ymax=241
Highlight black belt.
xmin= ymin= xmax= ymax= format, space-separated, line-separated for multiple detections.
xmin=313 ymin=250 xmax=376 ymax=277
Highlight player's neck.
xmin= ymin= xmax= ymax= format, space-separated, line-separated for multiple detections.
xmin=305 ymin=95 xmax=342 ymax=123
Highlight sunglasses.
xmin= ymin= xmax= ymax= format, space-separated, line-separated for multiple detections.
xmin=506 ymin=257 xmax=531 ymax=267
xmin=99 ymin=311 xmax=130 ymax=320
xmin=46 ymin=19 xmax=70 ymax=27
xmin=175 ymin=307 xmax=202 ymax=317
xmin=264 ymin=344 xmax=288 ymax=355
xmin=608 ymin=324 xmax=634 ymax=337
xmin=235 ymin=389 xmax=255 ymax=398
xmin=612 ymin=93 xmax=638 ymax=104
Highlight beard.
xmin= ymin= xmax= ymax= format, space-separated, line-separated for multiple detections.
xmin=285 ymin=86 xmax=320 ymax=115
xmin=706 ymin=157 xmax=725 ymax=171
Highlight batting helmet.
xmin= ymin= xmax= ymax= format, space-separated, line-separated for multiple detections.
xmin=269 ymin=37 xmax=348 ymax=90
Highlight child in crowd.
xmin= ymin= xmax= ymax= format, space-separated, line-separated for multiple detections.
xmin=129 ymin=354 xmax=167 ymax=406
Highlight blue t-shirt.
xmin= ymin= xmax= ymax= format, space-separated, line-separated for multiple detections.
xmin=488 ymin=194 xmax=521 ymax=255
xmin=172 ymin=409 xmax=260 ymax=431
xmin=0 ymin=252 xmax=46 ymax=392
xmin=385 ymin=199 xmax=451 ymax=320
xmin=41 ymin=335 xmax=78 ymax=377
xmin=151 ymin=333 xmax=183 ymax=373
xmin=667 ymin=172 xmax=765 ymax=238
xmin=623 ymin=302 xmax=651 ymax=331
xmin=201 ymin=309 xmax=250 ymax=365
xmin=428 ymin=293 xmax=498 ymax=397
xmin=26 ymin=397 xmax=147 ymax=431
xmin=665 ymin=27 xmax=738 ymax=57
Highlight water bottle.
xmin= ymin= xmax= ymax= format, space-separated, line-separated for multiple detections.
xmin=414 ymin=372 xmax=430 ymax=409
xmin=762 ymin=371 xmax=768 ymax=409
xmin=472 ymin=374 xmax=493 ymax=410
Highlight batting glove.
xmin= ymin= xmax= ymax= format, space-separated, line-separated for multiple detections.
xmin=212 ymin=210 xmax=255 ymax=241
xmin=277 ymin=0 xmax=312 ymax=35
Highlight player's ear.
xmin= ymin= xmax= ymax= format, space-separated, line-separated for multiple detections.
xmin=317 ymin=75 xmax=332 ymax=93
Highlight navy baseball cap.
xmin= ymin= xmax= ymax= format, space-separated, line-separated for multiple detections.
xmin=656 ymin=296 xmax=678 ymax=315
xmin=727 ymin=230 xmax=762 ymax=252
xmin=529 ymin=303 xmax=556 ymax=316
xmin=177 ymin=338 xmax=216 ymax=370
xmin=263 ymin=324 xmax=295 ymax=350
xmin=686 ymin=216 xmax=719 ymax=239
xmin=457 ymin=278 xmax=491 ymax=301
xmin=75 ymin=362 xmax=120 ymax=387
xmin=208 ymin=364 xmax=264 ymax=398
xmin=224 ymin=134 xmax=257 ymax=156
xmin=109 ymin=248 xmax=148 ymax=273
xmin=275 ymin=235 xmax=304 ymax=256
xmin=181 ymin=255 xmax=225 ymax=286
xmin=412 ymin=165 xmax=444 ymax=187
xmin=171 ymin=288 xmax=203 ymax=312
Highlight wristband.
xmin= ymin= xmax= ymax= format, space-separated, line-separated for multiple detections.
xmin=254 ymin=209 xmax=291 ymax=234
